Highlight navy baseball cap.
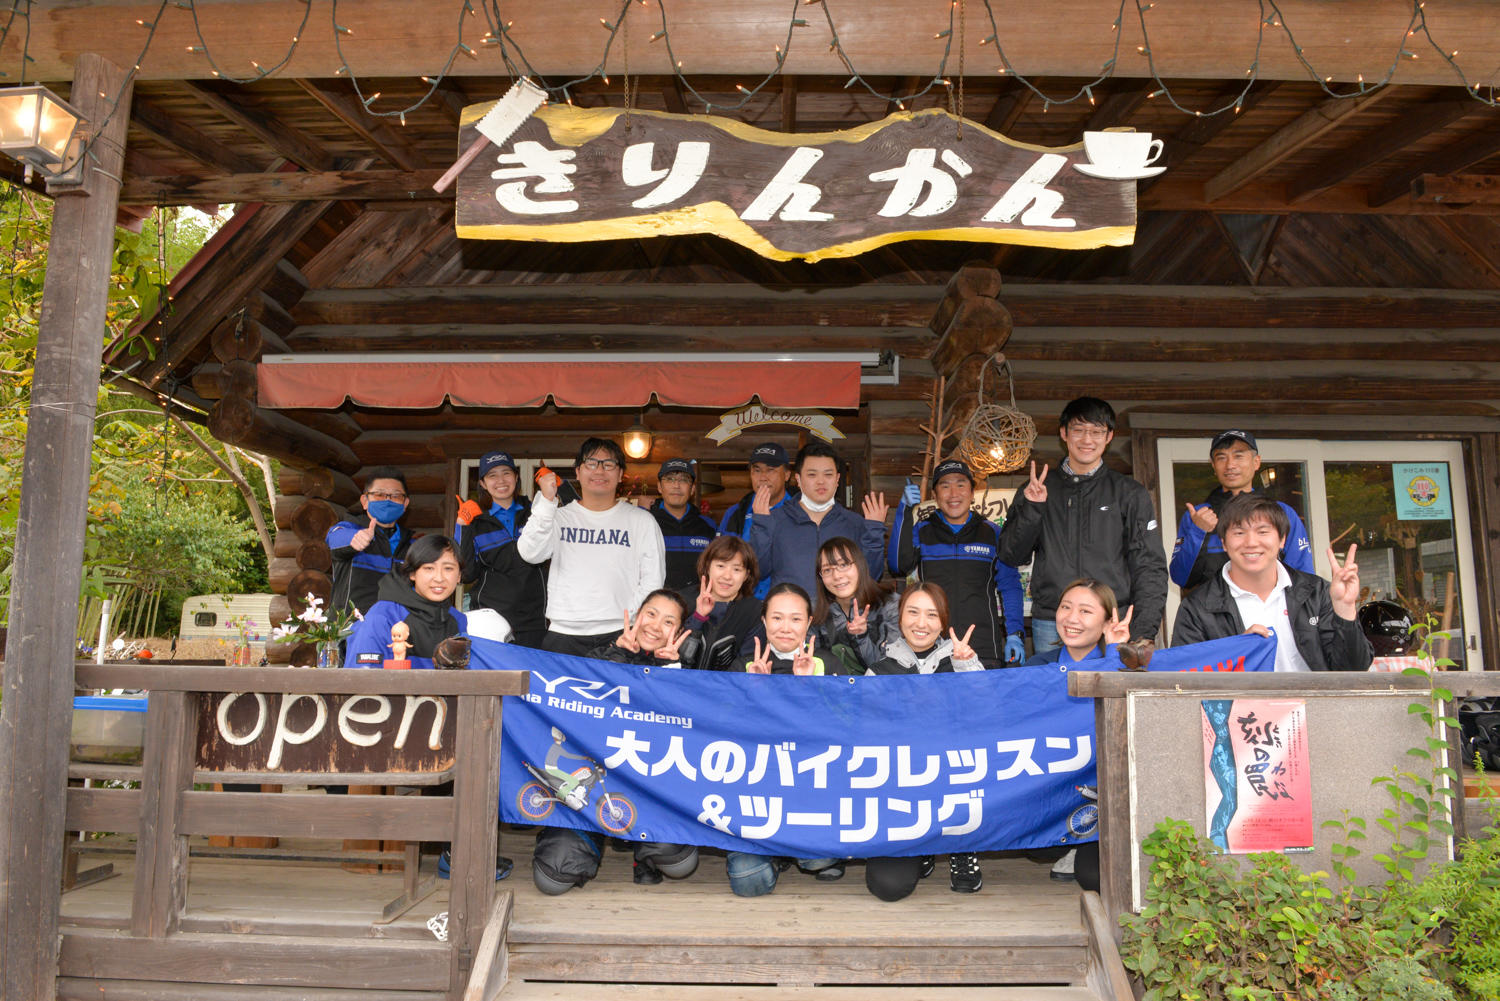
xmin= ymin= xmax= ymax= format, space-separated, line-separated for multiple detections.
xmin=748 ymin=442 xmax=788 ymax=468
xmin=658 ymin=458 xmax=695 ymax=480
xmin=478 ymin=451 xmax=517 ymax=478
xmin=932 ymin=458 xmax=975 ymax=487
xmin=1209 ymin=430 xmax=1258 ymax=456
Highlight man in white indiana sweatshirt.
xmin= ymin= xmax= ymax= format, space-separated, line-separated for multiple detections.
xmin=518 ymin=437 xmax=666 ymax=657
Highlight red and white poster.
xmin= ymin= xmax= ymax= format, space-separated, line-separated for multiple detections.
xmin=1201 ymin=698 xmax=1312 ymax=854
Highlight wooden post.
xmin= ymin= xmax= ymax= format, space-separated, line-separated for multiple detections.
xmin=446 ymin=694 xmax=504 ymax=996
xmin=0 ymin=53 xmax=132 ymax=1001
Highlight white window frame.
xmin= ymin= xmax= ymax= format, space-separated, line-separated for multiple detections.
xmin=1157 ymin=437 xmax=1484 ymax=669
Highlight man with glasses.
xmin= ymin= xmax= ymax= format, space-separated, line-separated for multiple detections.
xmin=519 ymin=437 xmax=666 ymax=657
xmin=998 ymin=397 xmax=1167 ymax=652
xmin=649 ymin=458 xmax=718 ymax=592
xmin=327 ymin=466 xmax=413 ymax=617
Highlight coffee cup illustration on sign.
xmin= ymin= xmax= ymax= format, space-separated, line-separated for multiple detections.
xmin=1075 ymin=129 xmax=1166 ymax=180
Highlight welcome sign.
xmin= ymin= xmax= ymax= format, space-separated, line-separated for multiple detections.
xmin=476 ymin=632 xmax=1274 ymax=858
xmin=454 ymin=105 xmax=1142 ymax=261
xmin=706 ymin=404 xmax=844 ymax=444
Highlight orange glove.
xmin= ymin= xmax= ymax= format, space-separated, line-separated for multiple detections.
xmin=455 ymin=495 xmax=483 ymax=526
xmin=535 ymin=465 xmax=554 ymax=485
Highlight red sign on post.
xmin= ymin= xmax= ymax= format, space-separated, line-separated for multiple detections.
xmin=1202 ymin=698 xmax=1313 ymax=854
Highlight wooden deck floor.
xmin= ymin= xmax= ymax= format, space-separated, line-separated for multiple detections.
xmin=61 ymin=830 xmax=1101 ymax=996
xmin=62 ymin=829 xmax=1086 ymax=944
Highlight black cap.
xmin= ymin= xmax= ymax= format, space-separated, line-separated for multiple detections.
xmin=1210 ymin=430 xmax=1258 ymax=456
xmin=478 ymin=450 xmax=517 ymax=478
xmin=658 ymin=458 xmax=695 ymax=480
xmin=748 ymin=442 xmax=788 ymax=468
xmin=931 ymin=458 xmax=975 ymax=487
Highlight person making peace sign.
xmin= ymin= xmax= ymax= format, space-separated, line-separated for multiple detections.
xmin=1171 ymin=492 xmax=1372 ymax=671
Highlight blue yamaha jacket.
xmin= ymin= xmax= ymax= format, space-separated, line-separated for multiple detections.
xmin=1170 ymin=487 xmax=1314 ymax=592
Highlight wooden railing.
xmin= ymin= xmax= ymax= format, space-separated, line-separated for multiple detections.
xmin=1067 ymin=670 xmax=1493 ymax=943
xmin=65 ymin=663 xmax=528 ymax=1000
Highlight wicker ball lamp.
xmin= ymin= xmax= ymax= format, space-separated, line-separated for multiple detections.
xmin=954 ymin=356 xmax=1036 ymax=476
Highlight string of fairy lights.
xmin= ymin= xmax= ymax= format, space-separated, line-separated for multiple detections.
xmin=1 ymin=0 xmax=1497 ymax=169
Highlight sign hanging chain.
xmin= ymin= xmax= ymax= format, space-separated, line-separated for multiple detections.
xmin=955 ymin=0 xmax=966 ymax=140
xmin=623 ymin=5 xmax=635 ymax=131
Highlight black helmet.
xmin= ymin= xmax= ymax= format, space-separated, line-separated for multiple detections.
xmin=1357 ymin=600 xmax=1413 ymax=657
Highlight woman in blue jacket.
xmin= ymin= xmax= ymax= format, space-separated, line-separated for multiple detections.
xmin=346 ymin=534 xmax=509 ymax=669
xmin=1023 ymin=578 xmax=1131 ymax=669
xmin=1023 ymin=577 xmax=1131 ymax=891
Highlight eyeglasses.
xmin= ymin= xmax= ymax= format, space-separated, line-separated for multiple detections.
xmin=1064 ymin=425 xmax=1111 ymax=441
xmin=580 ymin=458 xmax=621 ymax=472
xmin=364 ymin=491 xmax=408 ymax=502
xmin=818 ymin=561 xmax=855 ymax=578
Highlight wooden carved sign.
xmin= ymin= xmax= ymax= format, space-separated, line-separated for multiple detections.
xmin=706 ymin=403 xmax=844 ymax=444
xmin=455 ymin=105 xmax=1144 ymax=262
xmin=196 ymin=691 xmax=456 ymax=775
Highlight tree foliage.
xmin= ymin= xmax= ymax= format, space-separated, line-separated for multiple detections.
xmin=0 ymin=184 xmax=273 ymax=637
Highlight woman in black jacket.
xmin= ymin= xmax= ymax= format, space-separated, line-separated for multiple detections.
xmin=682 ymin=535 xmax=764 ymax=670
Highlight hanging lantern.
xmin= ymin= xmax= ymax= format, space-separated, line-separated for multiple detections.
xmin=0 ymin=85 xmax=86 ymax=179
xmin=622 ymin=422 xmax=653 ymax=460
xmin=953 ymin=355 xmax=1036 ymax=476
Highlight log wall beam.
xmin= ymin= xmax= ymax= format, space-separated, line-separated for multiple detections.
xmin=135 ymin=199 xmax=348 ymax=388
xmin=287 ymin=283 xmax=1500 ymax=330
xmin=129 ymin=96 xmax=267 ymax=175
xmin=17 ymin=2 xmax=1500 ymax=85
xmin=296 ymin=79 xmax=434 ymax=172
xmin=180 ymin=80 xmax=340 ymax=172
xmin=1285 ymin=96 xmax=1479 ymax=205
xmin=120 ymin=169 xmax=448 ymax=206
xmin=1369 ymin=126 xmax=1500 ymax=207
xmin=1203 ymin=87 xmax=1398 ymax=202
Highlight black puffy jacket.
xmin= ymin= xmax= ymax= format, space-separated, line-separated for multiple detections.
xmin=997 ymin=464 xmax=1168 ymax=641
xmin=1170 ymin=566 xmax=1372 ymax=671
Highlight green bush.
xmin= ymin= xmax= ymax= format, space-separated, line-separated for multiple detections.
xmin=1404 ymin=799 xmax=1500 ymax=1000
xmin=1121 ymin=818 xmax=1454 ymax=1001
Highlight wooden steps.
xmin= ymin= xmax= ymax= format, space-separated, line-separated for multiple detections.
xmin=497 ymin=987 xmax=1102 ymax=1001
xmin=499 ymin=838 xmax=1114 ymax=998
xmin=56 ymin=833 xmax=1131 ymax=1001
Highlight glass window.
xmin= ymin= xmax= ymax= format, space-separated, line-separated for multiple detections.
xmin=194 ymin=612 xmax=217 ymax=628
xmin=1171 ymin=460 xmax=1309 ymax=526
xmin=1324 ymin=460 xmax=1467 ymax=668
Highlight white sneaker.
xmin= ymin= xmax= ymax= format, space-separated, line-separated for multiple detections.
xmin=1050 ymin=848 xmax=1077 ymax=882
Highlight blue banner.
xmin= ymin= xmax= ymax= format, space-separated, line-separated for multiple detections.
xmin=476 ymin=633 xmax=1274 ymax=857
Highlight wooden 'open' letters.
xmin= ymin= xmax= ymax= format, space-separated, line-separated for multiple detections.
xmin=196 ymin=691 xmax=457 ymax=775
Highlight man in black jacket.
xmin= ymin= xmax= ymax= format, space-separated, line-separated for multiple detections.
xmin=456 ymin=450 xmax=546 ymax=647
xmin=649 ymin=458 xmax=718 ymax=592
xmin=1171 ymin=493 xmax=1371 ymax=671
xmin=997 ymin=397 xmax=1167 ymax=651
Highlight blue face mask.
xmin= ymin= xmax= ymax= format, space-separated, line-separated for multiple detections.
xmin=368 ymin=500 xmax=406 ymax=524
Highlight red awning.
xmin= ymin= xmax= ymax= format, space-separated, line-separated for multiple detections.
xmin=257 ymin=354 xmax=867 ymax=410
